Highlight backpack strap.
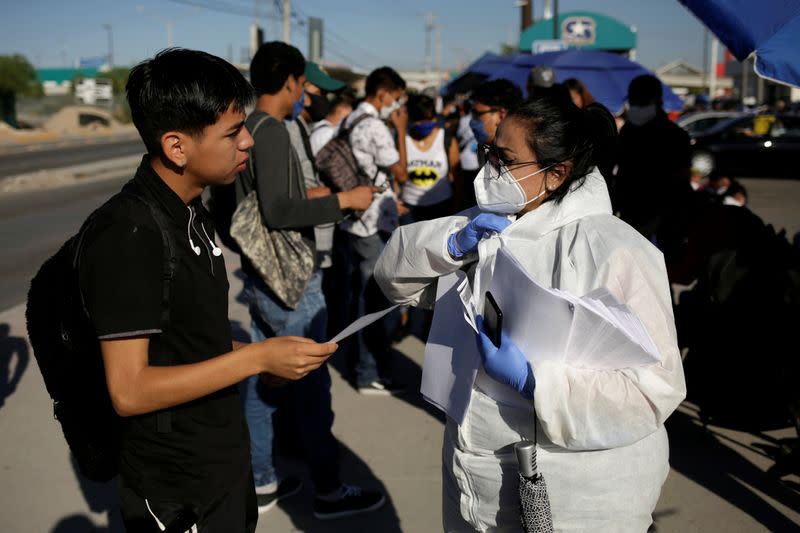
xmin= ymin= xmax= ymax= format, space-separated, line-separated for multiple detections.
xmin=339 ymin=112 xmax=371 ymax=141
xmin=242 ymin=114 xmax=273 ymax=195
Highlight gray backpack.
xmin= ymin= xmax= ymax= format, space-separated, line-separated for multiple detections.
xmin=315 ymin=113 xmax=374 ymax=194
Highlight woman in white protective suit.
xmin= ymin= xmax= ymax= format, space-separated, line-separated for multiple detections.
xmin=374 ymin=96 xmax=686 ymax=532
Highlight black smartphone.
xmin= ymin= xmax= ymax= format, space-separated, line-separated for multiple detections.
xmin=484 ymin=291 xmax=503 ymax=347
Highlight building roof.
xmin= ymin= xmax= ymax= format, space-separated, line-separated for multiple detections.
xmin=519 ymin=11 xmax=636 ymax=53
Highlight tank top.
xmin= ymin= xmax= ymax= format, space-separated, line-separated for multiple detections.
xmin=402 ymin=128 xmax=452 ymax=207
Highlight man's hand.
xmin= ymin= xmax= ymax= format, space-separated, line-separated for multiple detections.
xmin=307 ymin=186 xmax=332 ymax=199
xmin=338 ymin=185 xmax=377 ymax=211
xmin=390 ymin=106 xmax=408 ymax=133
xmin=396 ymin=199 xmax=410 ymax=217
xmin=250 ymin=336 xmax=338 ymax=381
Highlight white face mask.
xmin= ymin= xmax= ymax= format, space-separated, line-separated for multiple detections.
xmin=626 ymin=104 xmax=658 ymax=126
xmin=380 ymin=97 xmax=401 ymax=120
xmin=722 ymin=196 xmax=744 ymax=207
xmin=473 ymin=161 xmax=554 ymax=214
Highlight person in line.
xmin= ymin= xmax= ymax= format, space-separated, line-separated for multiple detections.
xmin=400 ymin=93 xmax=460 ymax=223
xmin=79 ymin=48 xmax=339 ymax=532
xmin=339 ymin=66 xmax=409 ymax=394
xmin=310 ymin=91 xmax=356 ymax=157
xmin=564 ymin=77 xmax=595 ymax=109
xmin=468 ymin=79 xmax=523 ymax=149
xmin=239 ymin=41 xmax=383 ymax=518
xmin=614 ymin=74 xmax=693 ymax=264
xmin=374 ymin=95 xmax=686 ymax=531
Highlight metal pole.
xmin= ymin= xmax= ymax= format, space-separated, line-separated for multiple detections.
xmin=167 ymin=22 xmax=174 ymax=48
xmin=282 ymin=0 xmax=290 ymax=43
xmin=709 ymin=37 xmax=719 ymax=100
xmin=552 ymin=0 xmax=559 ymax=39
xmin=103 ymin=24 xmax=113 ymax=68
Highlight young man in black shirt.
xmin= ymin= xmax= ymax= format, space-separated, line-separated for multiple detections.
xmin=79 ymin=48 xmax=338 ymax=532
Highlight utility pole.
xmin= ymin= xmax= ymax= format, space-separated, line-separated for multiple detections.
xmin=709 ymin=36 xmax=719 ymax=100
xmin=435 ymin=23 xmax=442 ymax=75
xmin=103 ymin=24 xmax=113 ymax=69
xmin=282 ymin=0 xmax=291 ymax=43
xmin=552 ymin=0 xmax=559 ymax=40
xmin=424 ymin=13 xmax=435 ymax=73
xmin=519 ymin=1 xmax=532 ymax=33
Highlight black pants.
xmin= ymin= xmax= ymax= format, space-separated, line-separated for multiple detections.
xmin=119 ymin=469 xmax=257 ymax=532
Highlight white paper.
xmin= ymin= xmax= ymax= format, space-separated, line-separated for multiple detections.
xmin=328 ymin=304 xmax=400 ymax=344
xmin=489 ymin=247 xmax=660 ymax=370
xmin=421 ymin=271 xmax=481 ymax=424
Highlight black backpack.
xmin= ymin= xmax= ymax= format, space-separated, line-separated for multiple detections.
xmin=25 ymin=187 xmax=176 ymax=482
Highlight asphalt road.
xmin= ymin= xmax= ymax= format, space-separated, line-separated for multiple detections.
xmin=0 ymin=138 xmax=143 ymax=179
xmin=0 ymin=176 xmax=129 ymax=311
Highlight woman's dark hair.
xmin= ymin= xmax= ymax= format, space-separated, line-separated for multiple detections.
xmin=406 ymin=93 xmax=436 ymax=122
xmin=250 ymin=41 xmax=305 ymax=96
xmin=126 ymin=48 xmax=255 ymax=155
xmin=507 ymin=95 xmax=618 ymax=204
xmin=564 ymin=78 xmax=594 ymax=108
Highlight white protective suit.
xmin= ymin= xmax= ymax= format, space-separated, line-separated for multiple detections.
xmin=374 ymin=169 xmax=686 ymax=532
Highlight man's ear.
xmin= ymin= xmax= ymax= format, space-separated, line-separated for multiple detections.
xmin=160 ymin=131 xmax=190 ymax=169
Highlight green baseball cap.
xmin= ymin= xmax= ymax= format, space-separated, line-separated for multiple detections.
xmin=304 ymin=62 xmax=346 ymax=92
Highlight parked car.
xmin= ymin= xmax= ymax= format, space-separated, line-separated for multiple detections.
xmin=690 ymin=114 xmax=800 ymax=178
xmin=677 ymin=111 xmax=743 ymax=136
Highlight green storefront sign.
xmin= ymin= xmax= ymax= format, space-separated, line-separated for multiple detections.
xmin=519 ymin=11 xmax=637 ymax=54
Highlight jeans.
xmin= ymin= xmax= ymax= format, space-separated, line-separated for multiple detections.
xmin=239 ymin=271 xmax=340 ymax=493
xmin=343 ymin=232 xmax=400 ymax=387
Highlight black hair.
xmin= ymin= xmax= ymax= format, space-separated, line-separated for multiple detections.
xmin=331 ymin=90 xmax=356 ymax=112
xmin=507 ymin=94 xmax=618 ymax=204
xmin=406 ymin=93 xmax=436 ymax=122
xmin=250 ymin=41 xmax=305 ymax=96
xmin=365 ymin=67 xmax=406 ymax=97
xmin=627 ymin=74 xmax=663 ymax=106
xmin=563 ymin=78 xmax=595 ymax=107
xmin=126 ymin=48 xmax=255 ymax=155
xmin=471 ymin=79 xmax=523 ymax=112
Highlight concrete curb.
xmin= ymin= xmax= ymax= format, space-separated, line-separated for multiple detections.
xmin=0 ymin=155 xmax=141 ymax=195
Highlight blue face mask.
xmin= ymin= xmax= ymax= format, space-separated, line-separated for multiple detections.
xmin=470 ymin=117 xmax=490 ymax=144
xmin=409 ymin=120 xmax=438 ymax=140
xmin=291 ymin=88 xmax=305 ymax=120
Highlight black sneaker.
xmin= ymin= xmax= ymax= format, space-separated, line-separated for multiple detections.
xmin=256 ymin=477 xmax=303 ymax=514
xmin=357 ymin=378 xmax=407 ymax=396
xmin=313 ymin=485 xmax=386 ymax=520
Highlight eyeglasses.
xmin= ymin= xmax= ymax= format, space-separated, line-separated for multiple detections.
xmin=471 ymin=107 xmax=501 ymax=119
xmin=478 ymin=143 xmax=542 ymax=177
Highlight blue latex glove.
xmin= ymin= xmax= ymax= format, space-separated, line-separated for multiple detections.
xmin=475 ymin=316 xmax=536 ymax=400
xmin=447 ymin=213 xmax=512 ymax=259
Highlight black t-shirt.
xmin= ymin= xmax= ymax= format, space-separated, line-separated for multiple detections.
xmin=78 ymin=158 xmax=250 ymax=507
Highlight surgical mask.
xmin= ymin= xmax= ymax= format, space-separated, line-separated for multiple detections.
xmin=409 ymin=120 xmax=438 ymax=140
xmin=380 ymin=97 xmax=401 ymax=120
xmin=473 ymin=161 xmax=555 ymax=214
xmin=626 ymin=104 xmax=658 ymax=126
xmin=291 ymin=88 xmax=305 ymax=120
xmin=470 ymin=118 xmax=490 ymax=144
xmin=306 ymin=92 xmax=330 ymax=122
xmin=723 ymin=196 xmax=744 ymax=207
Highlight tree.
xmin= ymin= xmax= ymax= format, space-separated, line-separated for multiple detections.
xmin=0 ymin=54 xmax=41 ymax=127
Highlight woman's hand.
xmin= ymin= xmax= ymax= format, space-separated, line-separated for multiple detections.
xmin=447 ymin=213 xmax=512 ymax=259
xmin=475 ymin=316 xmax=535 ymax=400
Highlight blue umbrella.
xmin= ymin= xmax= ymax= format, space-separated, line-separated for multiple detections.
xmin=486 ymin=49 xmax=684 ymax=114
xmin=441 ymin=52 xmax=515 ymax=95
xmin=678 ymin=0 xmax=800 ymax=88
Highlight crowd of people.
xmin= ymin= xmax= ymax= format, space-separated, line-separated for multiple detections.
xmin=44 ymin=41 xmax=800 ymax=532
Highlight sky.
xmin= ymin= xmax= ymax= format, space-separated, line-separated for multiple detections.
xmin=0 ymin=0 xmax=713 ymax=73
